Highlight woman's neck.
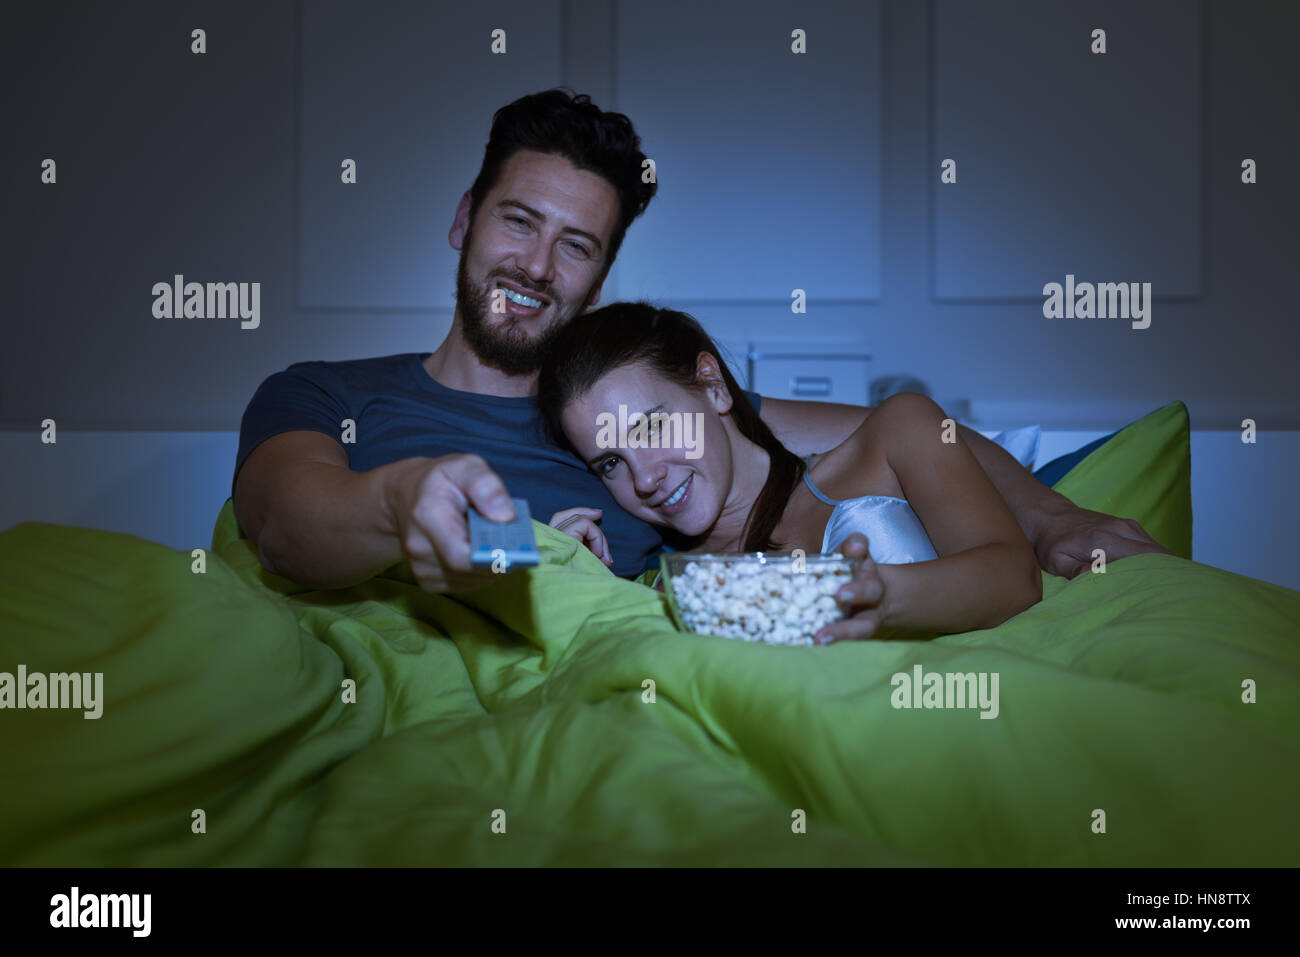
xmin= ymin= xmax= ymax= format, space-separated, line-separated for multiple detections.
xmin=699 ymin=422 xmax=772 ymax=553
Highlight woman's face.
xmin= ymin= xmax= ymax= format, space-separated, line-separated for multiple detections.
xmin=561 ymin=359 xmax=735 ymax=538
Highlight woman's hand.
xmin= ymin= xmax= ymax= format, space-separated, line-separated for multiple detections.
xmin=814 ymin=533 xmax=886 ymax=643
xmin=549 ymin=507 xmax=614 ymax=567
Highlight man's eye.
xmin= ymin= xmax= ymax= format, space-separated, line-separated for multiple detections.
xmin=565 ymin=241 xmax=591 ymax=257
xmin=507 ymin=216 xmax=531 ymax=228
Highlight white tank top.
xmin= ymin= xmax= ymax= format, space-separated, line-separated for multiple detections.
xmin=802 ymin=462 xmax=939 ymax=564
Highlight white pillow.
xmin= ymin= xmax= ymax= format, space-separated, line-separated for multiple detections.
xmin=979 ymin=425 xmax=1041 ymax=469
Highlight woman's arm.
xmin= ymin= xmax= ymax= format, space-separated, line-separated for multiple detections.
xmin=817 ymin=392 xmax=1042 ymax=642
xmin=761 ymin=394 xmax=1167 ymax=579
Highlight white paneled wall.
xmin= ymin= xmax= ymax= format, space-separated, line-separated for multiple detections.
xmin=5 ymin=1 xmax=1294 ymax=437
xmin=610 ymin=0 xmax=884 ymax=303
xmin=2 ymin=430 xmax=1296 ymax=594
xmin=932 ymin=0 xmax=1201 ymax=298
xmin=299 ymin=0 xmax=566 ymax=310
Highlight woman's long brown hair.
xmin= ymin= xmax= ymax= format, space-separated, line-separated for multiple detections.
xmin=537 ymin=301 xmax=805 ymax=552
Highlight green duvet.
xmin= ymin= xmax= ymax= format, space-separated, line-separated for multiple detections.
xmin=1 ymin=402 xmax=1297 ymax=865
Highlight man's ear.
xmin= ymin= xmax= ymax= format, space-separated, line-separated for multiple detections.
xmin=584 ymin=264 xmax=611 ymax=308
xmin=696 ymin=353 xmax=733 ymax=414
xmin=449 ymin=190 xmax=473 ymax=250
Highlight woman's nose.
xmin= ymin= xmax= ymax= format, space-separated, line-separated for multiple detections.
xmin=630 ymin=455 xmax=667 ymax=497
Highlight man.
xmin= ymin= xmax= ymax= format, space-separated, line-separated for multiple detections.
xmin=233 ymin=89 xmax=1165 ymax=632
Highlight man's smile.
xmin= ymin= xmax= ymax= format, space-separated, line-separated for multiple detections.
xmin=493 ymin=277 xmax=551 ymax=316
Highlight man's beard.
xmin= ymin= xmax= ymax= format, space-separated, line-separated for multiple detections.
xmin=456 ymin=245 xmax=569 ymax=377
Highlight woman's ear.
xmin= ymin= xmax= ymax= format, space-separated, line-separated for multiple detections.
xmin=696 ymin=352 xmax=733 ymax=414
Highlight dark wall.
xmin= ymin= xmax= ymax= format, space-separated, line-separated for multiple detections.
xmin=3 ymin=0 xmax=1296 ymax=431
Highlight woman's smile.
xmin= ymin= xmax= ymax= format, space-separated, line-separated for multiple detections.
xmin=653 ymin=473 xmax=694 ymax=515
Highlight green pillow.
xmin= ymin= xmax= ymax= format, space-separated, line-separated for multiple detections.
xmin=1047 ymin=401 xmax=1192 ymax=559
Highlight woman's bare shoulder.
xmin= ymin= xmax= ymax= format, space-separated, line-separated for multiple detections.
xmin=804 ymin=394 xmax=941 ymax=501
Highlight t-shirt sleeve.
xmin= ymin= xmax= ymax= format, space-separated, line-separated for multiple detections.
xmin=231 ymin=363 xmax=352 ymax=499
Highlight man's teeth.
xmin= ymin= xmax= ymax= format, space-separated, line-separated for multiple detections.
xmin=663 ymin=476 xmax=690 ymax=507
xmin=499 ymin=286 xmax=543 ymax=308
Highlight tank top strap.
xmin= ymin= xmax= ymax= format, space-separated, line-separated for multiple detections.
xmin=801 ymin=456 xmax=845 ymax=506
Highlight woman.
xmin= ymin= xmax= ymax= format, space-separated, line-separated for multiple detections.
xmin=538 ymin=302 xmax=1042 ymax=641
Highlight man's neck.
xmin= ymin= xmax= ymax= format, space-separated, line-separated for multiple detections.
xmin=421 ymin=315 xmax=539 ymax=398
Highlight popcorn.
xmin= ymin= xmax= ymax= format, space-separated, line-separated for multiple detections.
xmin=664 ymin=557 xmax=855 ymax=646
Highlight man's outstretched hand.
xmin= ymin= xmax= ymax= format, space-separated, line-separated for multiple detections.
xmin=1033 ymin=502 xmax=1171 ymax=579
xmin=383 ymin=453 xmax=517 ymax=593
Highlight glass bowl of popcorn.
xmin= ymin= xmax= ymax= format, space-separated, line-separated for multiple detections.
xmin=659 ymin=552 xmax=859 ymax=646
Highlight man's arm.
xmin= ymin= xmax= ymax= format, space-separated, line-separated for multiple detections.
xmin=234 ymin=430 xmax=516 ymax=592
xmin=758 ymin=395 xmax=1169 ymax=578
xmin=953 ymin=425 xmax=1169 ymax=578
xmin=758 ymin=396 xmax=871 ymax=457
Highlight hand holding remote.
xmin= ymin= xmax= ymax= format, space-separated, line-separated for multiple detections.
xmin=382 ymin=454 xmax=519 ymax=592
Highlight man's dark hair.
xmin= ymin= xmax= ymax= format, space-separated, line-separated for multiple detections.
xmin=468 ymin=89 xmax=657 ymax=271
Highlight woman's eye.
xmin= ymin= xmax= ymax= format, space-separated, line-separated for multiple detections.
xmin=598 ymin=456 xmax=621 ymax=476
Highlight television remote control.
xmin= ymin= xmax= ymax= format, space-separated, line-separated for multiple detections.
xmin=468 ymin=498 xmax=540 ymax=572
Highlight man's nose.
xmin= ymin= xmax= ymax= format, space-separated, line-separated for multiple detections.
xmin=516 ymin=238 xmax=555 ymax=287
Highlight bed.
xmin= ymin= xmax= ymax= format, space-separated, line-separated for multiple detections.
xmin=2 ymin=402 xmax=1297 ymax=866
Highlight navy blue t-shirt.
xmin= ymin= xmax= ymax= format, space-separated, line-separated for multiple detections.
xmin=233 ymin=352 xmax=761 ymax=578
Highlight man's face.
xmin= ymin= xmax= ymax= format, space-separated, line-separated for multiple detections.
xmin=453 ymin=150 xmax=620 ymax=375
